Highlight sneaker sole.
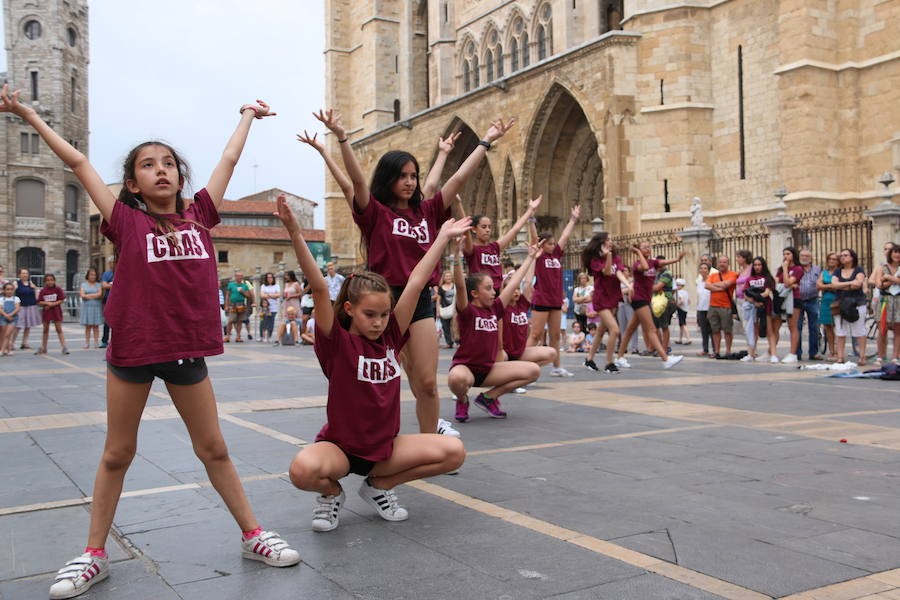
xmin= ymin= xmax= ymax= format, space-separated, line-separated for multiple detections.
xmin=241 ymin=550 xmax=302 ymax=567
xmin=358 ymin=490 xmax=409 ymax=521
xmin=474 ymin=401 xmax=506 ymax=419
xmin=49 ymin=570 xmax=109 ymax=599
xmin=311 ymin=520 xmax=339 ymax=532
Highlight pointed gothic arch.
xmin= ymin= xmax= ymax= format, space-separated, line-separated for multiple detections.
xmin=523 ymin=83 xmax=603 ymax=239
xmin=433 ymin=118 xmax=497 ymax=225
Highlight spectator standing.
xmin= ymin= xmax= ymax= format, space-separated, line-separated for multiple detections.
xmin=300 ymin=277 xmax=314 ymax=334
xmin=36 ymin=273 xmax=68 ymax=355
xmin=871 ymin=242 xmax=894 ymax=362
xmin=258 ymin=298 xmax=275 ymax=342
xmin=259 ymin=272 xmax=281 ymax=335
xmin=0 ymin=281 xmax=20 ymax=355
xmin=734 ymin=250 xmax=755 ymax=360
xmin=674 ymin=278 xmax=691 ymax=345
xmin=696 ymin=263 xmax=712 ymax=356
xmin=572 ymin=272 xmax=593 ymax=334
xmin=747 ymin=256 xmax=778 ymax=362
xmin=99 ymin=259 xmax=114 ymax=348
xmin=282 ymin=270 xmax=302 ymax=320
xmin=13 ymin=268 xmax=40 ymax=349
xmin=817 ymin=252 xmax=839 ymax=361
xmin=79 ymin=268 xmax=104 ymax=349
xmin=795 ymin=248 xmax=822 ymax=360
xmin=705 ymin=256 xmax=737 ymax=357
xmin=323 ymin=262 xmax=345 ymax=302
xmin=224 ymin=271 xmax=254 ymax=342
xmin=652 ymin=257 xmax=676 ymax=351
xmin=874 ymin=245 xmax=900 ymax=363
xmin=618 ymin=266 xmax=639 ymax=354
xmin=436 ymin=270 xmax=456 ymax=349
xmin=831 ymin=248 xmax=868 ymax=365
xmin=773 ymin=247 xmax=803 ymax=363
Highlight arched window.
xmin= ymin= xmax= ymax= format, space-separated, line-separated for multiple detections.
xmin=522 ymin=31 xmax=530 ymax=67
xmin=485 ymin=29 xmax=503 ymax=81
xmin=462 ymin=40 xmax=479 ymax=92
xmin=463 ymin=61 xmax=471 ymax=92
xmin=511 ymin=37 xmax=519 ymax=72
xmin=15 ymin=178 xmax=45 ymax=217
xmin=509 ymin=16 xmax=527 ymax=72
xmin=23 ymin=19 xmax=41 ymax=40
xmin=16 ymin=247 xmax=45 ymax=283
xmin=485 ymin=48 xmax=494 ymax=82
xmin=604 ymin=1 xmax=624 ymax=33
xmin=65 ymin=184 xmax=79 ymax=222
xmin=536 ymin=3 xmax=552 ymax=61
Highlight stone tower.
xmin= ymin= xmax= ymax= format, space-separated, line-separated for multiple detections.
xmin=1 ymin=0 xmax=89 ymax=289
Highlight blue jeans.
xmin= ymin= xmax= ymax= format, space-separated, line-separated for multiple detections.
xmin=796 ymin=297 xmax=820 ymax=358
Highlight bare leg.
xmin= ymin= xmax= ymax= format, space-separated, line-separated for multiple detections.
xmin=516 ymin=346 xmax=556 ymax=366
xmin=545 ymin=310 xmax=562 ymax=368
xmin=892 ymin=324 xmax=900 ymax=360
xmin=616 ymin=309 xmax=642 ymax=360
xmin=403 ymin=318 xmax=441 ymax=433
xmin=54 ymin=321 xmax=67 ymax=349
xmin=635 ymin=306 xmax=669 ymax=361
xmin=788 ymin=308 xmax=800 ymax=354
xmin=167 ymin=377 xmax=258 ymax=531
xmin=41 ymin=322 xmax=50 ymax=351
xmin=527 ymin=311 xmax=550 ymax=349
xmin=481 ymin=360 xmax=541 ymax=400
xmin=289 ymin=441 xmax=350 ymax=496
xmin=447 ymin=365 xmax=475 ymax=403
xmin=369 ymin=434 xmax=465 ymax=490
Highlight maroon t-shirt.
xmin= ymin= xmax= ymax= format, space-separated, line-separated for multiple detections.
xmin=532 ymin=246 xmax=564 ymax=308
xmin=632 ymin=258 xmax=661 ymax=302
xmin=776 ymin=265 xmax=805 ymax=299
xmin=747 ymin=274 xmax=773 ymax=314
xmin=503 ymin=295 xmax=531 ymax=359
xmin=314 ymin=313 xmax=410 ymax=461
xmin=452 ymin=297 xmax=505 ymax=373
xmin=589 ymin=255 xmax=624 ymax=311
xmin=352 ymin=192 xmax=450 ymax=287
xmin=38 ymin=286 xmax=65 ymax=323
xmin=465 ymin=241 xmax=503 ymax=290
xmin=100 ymin=188 xmax=223 ymax=367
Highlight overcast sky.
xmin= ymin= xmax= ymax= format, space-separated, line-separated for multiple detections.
xmin=1 ymin=0 xmax=327 ymax=227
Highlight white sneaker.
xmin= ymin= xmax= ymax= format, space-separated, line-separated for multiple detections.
xmin=782 ymin=353 xmax=798 ymax=364
xmin=513 ymin=387 xmax=528 ymax=394
xmin=754 ymin=355 xmax=766 ymax=362
xmin=358 ymin=478 xmax=408 ymax=521
xmin=49 ymin=553 xmax=109 ymax=599
xmin=769 ymin=355 xmax=780 ymax=364
xmin=614 ymin=357 xmax=632 ymax=369
xmin=437 ymin=417 xmax=460 ymax=437
xmin=663 ymin=355 xmax=684 ymax=369
xmin=550 ymin=367 xmax=564 ymax=377
xmin=241 ymin=530 xmax=301 ymax=566
xmin=311 ymin=490 xmax=345 ymax=532
xmin=740 ymin=355 xmax=754 ymax=362
xmin=557 ymin=367 xmax=574 ymax=377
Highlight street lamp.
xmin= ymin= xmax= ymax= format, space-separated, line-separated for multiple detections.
xmin=591 ymin=216 xmax=604 ymax=234
xmin=879 ymin=171 xmax=895 ymax=205
xmin=773 ymin=184 xmax=788 ymax=215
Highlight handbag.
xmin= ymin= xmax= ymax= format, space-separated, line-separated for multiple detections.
xmin=439 ymin=302 xmax=455 ymax=320
xmin=839 ymin=297 xmax=860 ymax=322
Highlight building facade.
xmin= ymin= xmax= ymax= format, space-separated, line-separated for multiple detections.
xmin=324 ymin=0 xmax=900 ymax=265
xmin=1 ymin=0 xmax=89 ymax=288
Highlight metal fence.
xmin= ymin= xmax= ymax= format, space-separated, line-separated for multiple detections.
xmin=792 ymin=206 xmax=874 ymax=273
xmin=708 ymin=218 xmax=770 ymax=265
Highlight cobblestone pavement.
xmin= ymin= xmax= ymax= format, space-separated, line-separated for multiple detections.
xmin=2 ymin=324 xmax=900 ymax=599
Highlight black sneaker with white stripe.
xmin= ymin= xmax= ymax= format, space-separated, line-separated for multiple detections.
xmin=604 ymin=362 xmax=620 ymax=373
xmin=584 ymin=358 xmax=599 ymax=371
xmin=358 ymin=478 xmax=408 ymax=521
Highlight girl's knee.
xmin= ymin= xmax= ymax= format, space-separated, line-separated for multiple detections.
xmin=524 ymin=363 xmax=541 ymax=381
xmin=194 ymin=438 xmax=230 ymax=465
xmin=288 ymin=455 xmax=322 ymax=490
xmin=444 ymin=438 xmax=466 ymax=469
xmin=101 ymin=445 xmax=136 ymax=472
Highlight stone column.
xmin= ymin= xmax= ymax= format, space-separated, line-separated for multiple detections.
xmin=866 ymin=202 xmax=900 ymax=249
xmin=765 ymin=214 xmax=797 ymax=263
xmin=679 ymin=226 xmax=713 ymax=310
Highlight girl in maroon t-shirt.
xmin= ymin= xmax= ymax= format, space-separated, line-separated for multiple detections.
xmin=310 ymin=108 xmax=514 ymax=438
xmin=526 ymin=205 xmax=581 ymax=377
xmin=462 ymin=194 xmax=542 ymax=291
xmin=499 ymin=259 xmax=557 ymax=367
xmin=36 ymin=273 xmax=68 ymax=355
xmin=279 ymin=197 xmax=468 ymax=532
xmin=581 ymin=232 xmax=630 ymax=373
xmin=0 ymin=87 xmax=303 ymax=599
xmin=449 ymin=241 xmax=542 ymax=421
xmin=614 ymin=242 xmax=686 ymax=369
xmin=747 ymin=256 xmax=779 ymax=362
xmin=772 ymin=246 xmax=804 ymax=362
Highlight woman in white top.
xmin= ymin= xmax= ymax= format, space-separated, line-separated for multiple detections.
xmin=572 ymin=272 xmax=593 ymax=335
xmin=696 ymin=262 xmax=712 ymax=356
xmin=260 ymin=272 xmax=281 ymax=317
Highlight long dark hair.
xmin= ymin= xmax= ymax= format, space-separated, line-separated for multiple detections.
xmin=783 ymin=246 xmax=800 ymax=267
xmin=465 ymin=272 xmax=492 ymax=301
xmin=334 ymin=271 xmax=392 ymax=331
xmin=751 ymin=256 xmax=775 ymax=289
xmin=263 ymin=272 xmax=276 ymax=286
xmin=118 ymin=141 xmax=199 ymax=241
xmin=284 ymin=270 xmax=298 ymax=284
xmin=369 ymin=150 xmax=423 ymax=210
xmin=581 ymin=232 xmax=614 ymax=272
xmin=840 ymin=247 xmax=859 ymax=269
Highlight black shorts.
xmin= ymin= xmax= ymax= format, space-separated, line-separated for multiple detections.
xmin=471 ymin=369 xmax=490 ymax=387
xmin=342 ymin=449 xmax=375 ymax=477
xmin=631 ymin=300 xmax=650 ymax=310
xmin=108 ymin=358 xmax=208 ymax=386
xmin=302 ymin=306 xmax=313 ymax=316
xmin=677 ymin=308 xmax=688 ymax=327
xmin=533 ymin=305 xmax=561 ymax=312
xmin=390 ymin=285 xmax=435 ymax=323
xmin=506 ymin=352 xmax=522 ymax=361
xmin=653 ymin=303 xmax=676 ymax=329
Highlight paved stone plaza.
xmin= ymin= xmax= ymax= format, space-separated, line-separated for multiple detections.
xmin=2 ymin=325 xmax=900 ymax=599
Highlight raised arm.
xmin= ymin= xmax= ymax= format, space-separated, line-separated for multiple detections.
xmin=394 ymin=218 xmax=473 ymax=333
xmin=557 ymin=205 xmax=581 ymax=251
xmin=522 ymin=250 xmax=538 ymax=303
xmin=632 ymin=247 xmax=650 ymax=272
xmin=274 ymin=194 xmax=333 ymax=338
xmin=206 ymin=100 xmax=275 ymax=209
xmin=0 ymin=85 xmax=116 ymax=222
xmin=456 ymin=194 xmax=475 ymax=257
xmin=452 ymin=240 xmax=468 ymax=313
xmin=500 ymin=242 xmax=539 ymax=306
xmin=497 ymin=195 xmax=543 ymax=251
xmin=297 ymin=130 xmax=353 ymax=207
xmin=659 ymin=251 xmax=686 ymax=267
xmin=441 ymin=118 xmax=515 ymax=209
xmin=422 ymin=132 xmax=461 ymax=200
xmin=314 ymin=109 xmax=370 ymax=212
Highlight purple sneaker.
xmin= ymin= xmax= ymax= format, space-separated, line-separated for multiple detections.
xmin=454 ymin=397 xmax=469 ymax=423
xmin=473 ymin=393 xmax=507 ymax=419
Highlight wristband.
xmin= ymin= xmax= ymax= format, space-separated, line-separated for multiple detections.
xmin=528 ymin=217 xmax=536 ymax=223
xmin=478 ymin=140 xmax=491 ymax=150
xmin=240 ymin=106 xmax=259 ymax=117
xmin=338 ymin=137 xmax=348 ymax=144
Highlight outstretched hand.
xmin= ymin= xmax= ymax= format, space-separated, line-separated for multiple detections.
xmin=528 ymin=195 xmax=543 ymax=212
xmin=483 ymin=117 xmax=516 ymax=143
xmin=313 ymin=108 xmax=346 ymax=139
xmin=273 ymin=193 xmax=300 ymax=234
xmin=296 ymin=130 xmax=325 ymax=152
xmin=0 ymin=84 xmax=29 ymax=118
xmin=438 ymin=132 xmax=462 ymax=153
xmin=528 ymin=239 xmax=545 ymax=259
xmin=438 ymin=216 xmax=473 ymax=242
xmin=570 ymin=204 xmax=582 ymax=221
xmin=241 ymin=99 xmax=276 ymax=119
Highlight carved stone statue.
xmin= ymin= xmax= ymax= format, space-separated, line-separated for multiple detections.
xmin=689 ymin=196 xmax=707 ymax=228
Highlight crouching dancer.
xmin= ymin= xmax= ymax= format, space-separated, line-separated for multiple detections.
xmin=277 ymin=195 xmax=468 ymax=531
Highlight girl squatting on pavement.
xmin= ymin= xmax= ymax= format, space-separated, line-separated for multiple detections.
xmin=0 ymin=87 xmax=301 ymax=599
